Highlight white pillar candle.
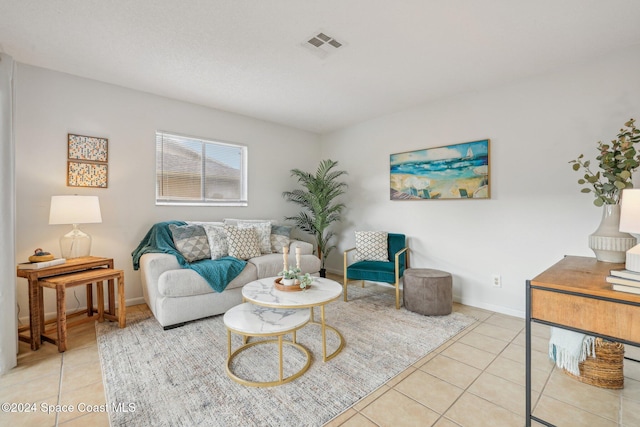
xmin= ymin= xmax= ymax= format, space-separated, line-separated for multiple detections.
xmin=295 ymin=246 xmax=301 ymax=269
xmin=283 ymin=246 xmax=289 ymax=272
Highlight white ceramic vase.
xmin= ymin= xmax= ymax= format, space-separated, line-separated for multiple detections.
xmin=281 ymin=278 xmax=295 ymax=286
xmin=589 ymin=204 xmax=637 ymax=263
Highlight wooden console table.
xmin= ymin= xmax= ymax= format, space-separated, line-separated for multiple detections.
xmin=17 ymin=256 xmax=114 ymax=350
xmin=526 ymin=256 xmax=640 ymax=426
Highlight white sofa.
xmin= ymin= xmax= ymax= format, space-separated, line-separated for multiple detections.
xmin=140 ymin=240 xmax=321 ymax=328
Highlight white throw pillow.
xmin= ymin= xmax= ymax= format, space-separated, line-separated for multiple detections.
xmin=224 ymin=225 xmax=262 ymax=260
xmin=224 ymin=219 xmax=273 ymax=254
xmin=354 ymin=231 xmax=389 ymax=262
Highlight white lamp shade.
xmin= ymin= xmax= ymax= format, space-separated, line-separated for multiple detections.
xmin=619 ymin=189 xmax=640 ymax=234
xmin=49 ymin=195 xmax=102 ymax=225
xmin=619 ymin=189 xmax=640 ymax=272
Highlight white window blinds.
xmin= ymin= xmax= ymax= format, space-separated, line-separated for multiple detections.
xmin=155 ymin=131 xmax=247 ymax=206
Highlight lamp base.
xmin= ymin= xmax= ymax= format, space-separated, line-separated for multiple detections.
xmin=60 ymin=224 xmax=92 ymax=259
xmin=626 ymin=244 xmax=640 ymax=273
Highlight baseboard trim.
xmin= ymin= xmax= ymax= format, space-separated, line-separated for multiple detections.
xmin=327 ymin=267 xmax=525 ymax=319
xmin=17 ymin=296 xmax=147 ymax=325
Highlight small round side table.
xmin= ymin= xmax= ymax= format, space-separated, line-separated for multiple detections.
xmin=223 ymin=302 xmax=311 ymax=387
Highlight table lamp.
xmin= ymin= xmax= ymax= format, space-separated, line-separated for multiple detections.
xmin=49 ymin=195 xmax=102 ymax=259
xmin=619 ymin=189 xmax=640 ymax=272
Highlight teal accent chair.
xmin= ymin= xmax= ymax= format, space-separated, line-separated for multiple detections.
xmin=343 ymin=233 xmax=409 ymax=309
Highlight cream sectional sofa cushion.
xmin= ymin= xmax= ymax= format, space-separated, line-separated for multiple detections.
xmin=157 ymin=263 xmax=255 ymax=298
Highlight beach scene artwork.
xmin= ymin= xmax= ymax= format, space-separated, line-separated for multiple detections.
xmin=390 ymin=139 xmax=490 ymax=200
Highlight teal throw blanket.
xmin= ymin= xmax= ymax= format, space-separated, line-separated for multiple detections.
xmin=131 ymin=220 xmax=247 ymax=293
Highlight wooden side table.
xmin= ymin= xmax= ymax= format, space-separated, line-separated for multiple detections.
xmin=17 ymin=256 xmax=114 ymax=350
xmin=39 ymin=268 xmax=125 ymax=352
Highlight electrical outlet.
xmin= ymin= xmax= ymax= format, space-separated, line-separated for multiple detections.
xmin=492 ymin=274 xmax=502 ymax=288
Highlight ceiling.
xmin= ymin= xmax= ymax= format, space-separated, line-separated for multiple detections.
xmin=1 ymin=1 xmax=640 ymax=134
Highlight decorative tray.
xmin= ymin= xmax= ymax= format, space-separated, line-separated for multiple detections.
xmin=274 ymin=277 xmax=309 ymax=292
xmin=29 ymin=248 xmax=54 ymax=262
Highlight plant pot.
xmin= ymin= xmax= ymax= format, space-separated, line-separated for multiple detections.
xmin=589 ymin=204 xmax=637 ymax=263
xmin=281 ymin=278 xmax=295 ymax=286
xmin=319 ymin=268 xmax=326 ymax=278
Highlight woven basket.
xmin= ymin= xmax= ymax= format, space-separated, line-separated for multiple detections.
xmin=563 ymin=338 xmax=624 ymax=389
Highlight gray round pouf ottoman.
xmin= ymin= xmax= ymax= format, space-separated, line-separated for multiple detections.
xmin=403 ymin=268 xmax=452 ymax=315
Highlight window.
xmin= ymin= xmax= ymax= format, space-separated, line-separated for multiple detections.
xmin=156 ymin=131 xmax=247 ymax=206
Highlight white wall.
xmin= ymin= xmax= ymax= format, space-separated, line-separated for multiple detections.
xmin=0 ymin=53 xmax=17 ymax=374
xmin=13 ymin=44 xmax=640 ymax=322
xmin=321 ymin=45 xmax=640 ymax=317
xmin=14 ymin=64 xmax=320 ymax=320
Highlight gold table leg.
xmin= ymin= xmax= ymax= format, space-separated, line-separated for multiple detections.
xmin=321 ymin=305 xmax=327 ymax=361
xmin=278 ymin=335 xmax=284 ymax=382
xmin=308 ymin=304 xmax=345 ymax=362
xmin=225 ymin=332 xmax=311 ymax=388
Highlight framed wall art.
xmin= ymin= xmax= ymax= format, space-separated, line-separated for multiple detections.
xmin=68 ymin=134 xmax=108 ymax=162
xmin=67 ymin=133 xmax=108 ymax=188
xmin=67 ymin=161 xmax=108 ymax=188
xmin=390 ymin=139 xmax=490 ymax=200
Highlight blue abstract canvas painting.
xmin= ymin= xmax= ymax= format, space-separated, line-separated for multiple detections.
xmin=390 ymin=139 xmax=490 ymax=200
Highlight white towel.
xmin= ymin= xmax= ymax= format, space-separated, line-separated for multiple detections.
xmin=548 ymin=327 xmax=596 ymax=376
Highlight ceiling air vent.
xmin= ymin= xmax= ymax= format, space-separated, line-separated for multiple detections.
xmin=302 ymin=31 xmax=345 ymax=58
xmin=308 ymin=37 xmax=324 ymax=48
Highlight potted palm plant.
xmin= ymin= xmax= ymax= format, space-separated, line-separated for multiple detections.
xmin=569 ymin=118 xmax=640 ymax=262
xmin=282 ymin=159 xmax=348 ymax=276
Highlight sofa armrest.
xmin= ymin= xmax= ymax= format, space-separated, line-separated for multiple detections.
xmin=139 ymin=253 xmax=181 ymax=312
xmin=289 ymin=240 xmax=314 ymax=255
xmin=140 ymin=252 xmax=181 ymax=274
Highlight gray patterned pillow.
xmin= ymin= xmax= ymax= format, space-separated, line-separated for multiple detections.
xmin=355 ymin=231 xmax=388 ymax=261
xmin=270 ymin=225 xmax=292 ymax=253
xmin=225 ymin=225 xmax=262 ymax=260
xmin=237 ymin=220 xmax=272 ymax=254
xmin=198 ymin=223 xmax=228 ymax=260
xmin=168 ymin=224 xmax=211 ymax=262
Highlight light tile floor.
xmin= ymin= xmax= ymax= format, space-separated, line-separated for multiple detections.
xmin=2 ymin=284 xmax=640 ymax=426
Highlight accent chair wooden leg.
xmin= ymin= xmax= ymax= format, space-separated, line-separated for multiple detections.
xmin=343 ymin=252 xmax=349 ymax=302
xmin=343 ymin=275 xmax=348 ymax=302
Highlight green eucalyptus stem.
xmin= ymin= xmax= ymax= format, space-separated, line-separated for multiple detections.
xmin=569 ymin=119 xmax=640 ymax=207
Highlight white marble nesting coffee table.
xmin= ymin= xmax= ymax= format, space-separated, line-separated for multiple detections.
xmin=223 ymin=302 xmax=311 ymax=387
xmin=242 ymin=277 xmax=345 ymax=362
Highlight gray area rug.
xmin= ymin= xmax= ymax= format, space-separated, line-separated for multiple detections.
xmin=96 ymin=284 xmax=474 ymax=426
